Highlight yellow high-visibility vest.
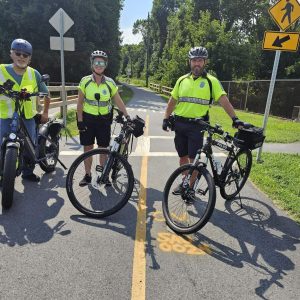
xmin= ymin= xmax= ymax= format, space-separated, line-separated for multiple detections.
xmin=0 ymin=64 xmax=38 ymax=119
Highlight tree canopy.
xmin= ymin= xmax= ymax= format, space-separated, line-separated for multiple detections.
xmin=119 ymin=0 xmax=300 ymax=86
xmin=0 ymin=0 xmax=123 ymax=82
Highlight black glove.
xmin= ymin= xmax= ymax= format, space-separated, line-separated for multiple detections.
xmin=232 ymin=117 xmax=244 ymax=128
xmin=77 ymin=121 xmax=87 ymax=132
xmin=162 ymin=118 xmax=170 ymax=131
xmin=125 ymin=115 xmax=131 ymax=121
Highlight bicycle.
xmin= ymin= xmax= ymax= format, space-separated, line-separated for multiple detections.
xmin=0 ymin=77 xmax=66 ymax=210
xmin=162 ymin=118 xmax=265 ymax=234
xmin=66 ymin=108 xmax=145 ymax=218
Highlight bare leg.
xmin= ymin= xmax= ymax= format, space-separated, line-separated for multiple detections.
xmin=98 ymin=146 xmax=108 ymax=167
xmin=84 ymin=145 xmax=94 ymax=175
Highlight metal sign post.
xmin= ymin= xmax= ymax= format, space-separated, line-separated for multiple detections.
xmin=257 ymin=0 xmax=300 ymax=162
xmin=257 ymin=50 xmax=281 ymax=162
xmin=49 ymin=8 xmax=75 ymax=126
xmin=60 ymin=10 xmax=67 ymax=126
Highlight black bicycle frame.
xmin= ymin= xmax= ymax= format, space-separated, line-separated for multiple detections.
xmin=194 ymin=133 xmax=237 ymax=188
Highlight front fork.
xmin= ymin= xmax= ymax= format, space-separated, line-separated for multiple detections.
xmin=0 ymin=139 xmax=22 ymax=177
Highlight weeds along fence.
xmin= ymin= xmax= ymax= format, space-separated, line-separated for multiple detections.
xmin=150 ymin=79 xmax=300 ymax=121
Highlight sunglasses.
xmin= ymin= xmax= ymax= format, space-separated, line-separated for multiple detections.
xmin=14 ymin=51 xmax=30 ymax=58
xmin=93 ymin=61 xmax=107 ymax=67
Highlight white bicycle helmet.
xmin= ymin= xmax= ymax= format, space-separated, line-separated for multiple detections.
xmin=90 ymin=50 xmax=108 ymax=64
xmin=188 ymin=46 xmax=208 ymax=59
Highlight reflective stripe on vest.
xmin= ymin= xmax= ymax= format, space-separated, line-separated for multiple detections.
xmin=26 ymin=67 xmax=35 ymax=113
xmin=0 ymin=69 xmax=13 ymax=117
xmin=178 ymin=97 xmax=210 ymax=105
xmin=0 ymin=65 xmax=37 ymax=119
xmin=84 ymin=98 xmax=110 ymax=107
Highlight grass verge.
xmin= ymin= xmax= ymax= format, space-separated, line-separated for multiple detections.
xmin=250 ymin=153 xmax=300 ymax=224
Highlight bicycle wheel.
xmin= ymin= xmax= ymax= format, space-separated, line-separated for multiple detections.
xmin=2 ymin=147 xmax=18 ymax=209
xmin=38 ymin=137 xmax=59 ymax=173
xmin=163 ymin=164 xmax=216 ymax=234
xmin=66 ymin=148 xmax=134 ymax=218
xmin=220 ymin=149 xmax=252 ymax=200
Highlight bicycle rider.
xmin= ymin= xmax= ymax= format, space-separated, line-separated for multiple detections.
xmin=162 ymin=46 xmax=243 ymax=194
xmin=0 ymin=38 xmax=50 ymax=184
xmin=76 ymin=50 xmax=130 ymax=186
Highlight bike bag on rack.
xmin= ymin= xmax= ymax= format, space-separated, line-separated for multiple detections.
xmin=132 ymin=116 xmax=145 ymax=138
xmin=39 ymin=120 xmax=64 ymax=139
xmin=233 ymin=126 xmax=265 ymax=150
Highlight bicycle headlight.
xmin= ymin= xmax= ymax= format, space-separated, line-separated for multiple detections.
xmin=9 ymin=133 xmax=17 ymax=140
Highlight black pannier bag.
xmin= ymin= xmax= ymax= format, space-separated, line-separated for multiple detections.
xmin=233 ymin=126 xmax=265 ymax=150
xmin=132 ymin=115 xmax=145 ymax=138
xmin=48 ymin=121 xmax=64 ymax=139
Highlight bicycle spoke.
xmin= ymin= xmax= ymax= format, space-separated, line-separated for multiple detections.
xmin=67 ymin=149 xmax=134 ymax=218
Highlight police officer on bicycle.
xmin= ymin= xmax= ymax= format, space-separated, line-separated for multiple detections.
xmin=77 ymin=50 xmax=130 ymax=186
xmin=0 ymin=38 xmax=50 ymax=183
xmin=162 ymin=46 xmax=243 ymax=193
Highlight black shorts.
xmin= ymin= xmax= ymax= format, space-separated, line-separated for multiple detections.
xmin=79 ymin=112 xmax=111 ymax=147
xmin=174 ymin=120 xmax=205 ymax=159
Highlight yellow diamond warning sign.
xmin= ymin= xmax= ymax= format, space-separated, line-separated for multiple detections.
xmin=263 ymin=31 xmax=300 ymax=51
xmin=269 ymin=0 xmax=300 ymax=31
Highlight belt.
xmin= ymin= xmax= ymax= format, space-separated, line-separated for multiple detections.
xmin=174 ymin=115 xmax=207 ymax=123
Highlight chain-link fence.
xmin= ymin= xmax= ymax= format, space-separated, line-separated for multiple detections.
xmin=221 ymin=79 xmax=300 ymax=120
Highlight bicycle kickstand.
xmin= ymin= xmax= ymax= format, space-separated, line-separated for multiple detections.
xmin=235 ymin=179 xmax=243 ymax=209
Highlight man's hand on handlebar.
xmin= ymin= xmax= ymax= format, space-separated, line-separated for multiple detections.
xmin=232 ymin=116 xmax=244 ymax=129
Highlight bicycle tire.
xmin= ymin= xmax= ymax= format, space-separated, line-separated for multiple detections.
xmin=2 ymin=147 xmax=18 ymax=209
xmin=66 ymin=148 xmax=134 ymax=218
xmin=38 ymin=137 xmax=59 ymax=173
xmin=163 ymin=164 xmax=216 ymax=234
xmin=220 ymin=149 xmax=252 ymax=200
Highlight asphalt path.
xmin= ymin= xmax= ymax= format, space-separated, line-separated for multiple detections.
xmin=0 ymin=85 xmax=299 ymax=300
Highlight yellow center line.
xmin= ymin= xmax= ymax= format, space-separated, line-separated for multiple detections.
xmin=131 ymin=114 xmax=149 ymax=300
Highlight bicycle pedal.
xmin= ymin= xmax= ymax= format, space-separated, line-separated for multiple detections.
xmin=96 ymin=165 xmax=103 ymax=172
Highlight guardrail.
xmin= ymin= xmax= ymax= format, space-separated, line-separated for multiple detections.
xmin=149 ymin=82 xmax=172 ymax=96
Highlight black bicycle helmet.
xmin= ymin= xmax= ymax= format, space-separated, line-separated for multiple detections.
xmin=11 ymin=39 xmax=32 ymax=55
xmin=90 ymin=50 xmax=108 ymax=64
xmin=188 ymin=46 xmax=208 ymax=59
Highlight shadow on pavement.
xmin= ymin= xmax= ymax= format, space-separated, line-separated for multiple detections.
xmin=69 ymin=179 xmax=161 ymax=271
xmin=185 ymin=196 xmax=300 ymax=299
xmin=0 ymin=167 xmax=70 ymax=246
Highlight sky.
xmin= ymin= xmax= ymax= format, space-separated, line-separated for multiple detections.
xmin=120 ymin=0 xmax=153 ymax=44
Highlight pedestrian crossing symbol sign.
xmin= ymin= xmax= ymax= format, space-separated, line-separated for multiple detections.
xmin=269 ymin=0 xmax=300 ymax=31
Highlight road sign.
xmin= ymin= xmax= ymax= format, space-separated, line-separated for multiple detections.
xmin=50 ymin=36 xmax=75 ymax=51
xmin=49 ymin=8 xmax=74 ymax=35
xmin=263 ymin=31 xmax=300 ymax=51
xmin=269 ymin=0 xmax=300 ymax=31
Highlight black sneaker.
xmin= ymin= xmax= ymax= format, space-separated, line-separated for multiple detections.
xmin=79 ymin=174 xmax=92 ymax=187
xmin=186 ymin=190 xmax=196 ymax=204
xmin=22 ymin=173 xmax=40 ymax=182
xmin=172 ymin=183 xmax=183 ymax=195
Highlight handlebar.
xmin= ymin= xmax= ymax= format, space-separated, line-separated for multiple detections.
xmin=0 ymin=79 xmax=48 ymax=101
xmin=194 ymin=118 xmax=254 ymax=142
